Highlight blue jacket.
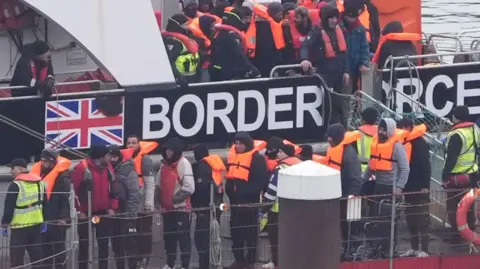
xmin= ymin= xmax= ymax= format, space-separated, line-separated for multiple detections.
xmin=340 ymin=20 xmax=370 ymax=79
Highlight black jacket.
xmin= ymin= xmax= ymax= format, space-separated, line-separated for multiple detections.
xmin=340 ymin=145 xmax=363 ymax=196
xmin=365 ymin=0 xmax=380 ymax=52
xmin=404 ymin=137 xmax=431 ymax=192
xmin=251 ymin=20 xmax=285 ymax=77
xmin=191 ymin=160 xmax=223 ymax=208
xmin=377 ymin=40 xmax=417 ymax=69
xmin=44 ymin=170 xmax=71 ymax=222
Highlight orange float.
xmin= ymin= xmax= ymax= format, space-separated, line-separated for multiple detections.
xmin=456 ymin=189 xmax=480 ymax=245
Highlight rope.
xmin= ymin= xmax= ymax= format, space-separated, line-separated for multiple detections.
xmin=210 ymin=218 xmax=222 ymax=268
xmin=11 ymin=247 xmax=72 ymax=269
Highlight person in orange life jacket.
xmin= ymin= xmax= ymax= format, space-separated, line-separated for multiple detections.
xmin=108 ymin=146 xmax=141 ymax=269
xmin=374 ymin=21 xmax=418 ymax=69
xmin=226 ymin=132 xmax=268 ymax=269
xmin=282 ymin=6 xmax=313 ymax=68
xmin=262 ymin=143 xmax=302 ymax=269
xmin=126 ymin=135 xmax=156 ymax=267
xmin=209 ymin=9 xmax=260 ymax=81
xmin=155 ymin=137 xmax=195 ymax=269
xmin=340 ymin=2 xmax=370 ymax=93
xmin=300 ymin=4 xmax=350 ymax=126
xmin=32 ymin=149 xmax=71 ymax=269
xmin=194 ymin=15 xmax=219 ymax=82
xmin=163 ymin=14 xmax=201 ymax=84
xmin=2 ymin=158 xmax=47 ymax=269
xmin=71 ymin=145 xmax=118 ymax=269
xmin=181 ymin=0 xmax=201 ymax=20
xmin=264 ymin=136 xmax=285 ymax=175
xmin=10 ymin=40 xmax=55 ymax=97
xmin=441 ymin=106 xmax=480 ymax=244
xmin=397 ymin=119 xmax=431 ymax=257
xmin=191 ymin=144 xmax=225 ymax=269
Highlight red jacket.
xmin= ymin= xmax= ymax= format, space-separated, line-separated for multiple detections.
xmin=72 ymin=159 xmax=118 ymax=213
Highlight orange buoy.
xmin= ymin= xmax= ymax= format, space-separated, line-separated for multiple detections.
xmin=456 ymin=189 xmax=480 ymax=245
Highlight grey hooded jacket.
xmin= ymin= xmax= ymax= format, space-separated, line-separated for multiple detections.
xmin=114 ymin=158 xmax=141 ymax=218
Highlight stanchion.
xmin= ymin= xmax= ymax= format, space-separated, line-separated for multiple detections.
xmin=278 ymin=161 xmax=342 ymax=269
xmin=88 ymin=191 xmax=93 ymax=269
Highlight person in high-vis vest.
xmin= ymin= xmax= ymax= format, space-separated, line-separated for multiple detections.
xmin=441 ymin=106 xmax=480 ymax=244
xmin=372 ymin=21 xmax=420 ymax=69
xmin=192 ymin=144 xmax=226 ymax=269
xmin=262 ymin=143 xmax=302 ymax=268
xmin=397 ymin=119 xmax=431 ymax=258
xmin=30 ymin=149 xmax=71 ymax=269
xmin=162 ymin=14 xmax=201 ymax=84
xmin=126 ymin=134 xmax=156 ymax=268
xmin=300 ymin=4 xmax=350 ymax=126
xmin=2 ymin=158 xmax=47 ymax=269
xmin=362 ymin=118 xmax=410 ymax=256
xmin=209 ymin=9 xmax=260 ymax=81
xmin=72 ymin=145 xmax=118 ymax=269
xmin=226 ymin=132 xmax=268 ymax=269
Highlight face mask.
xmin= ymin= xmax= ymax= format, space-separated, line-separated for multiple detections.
xmin=378 ymin=133 xmax=388 ymax=142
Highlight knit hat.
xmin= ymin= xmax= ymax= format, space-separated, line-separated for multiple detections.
xmin=326 ymin=123 xmax=346 ymax=145
xmin=233 ymin=132 xmax=254 ymax=150
xmin=280 ymin=144 xmax=295 ymax=157
xmin=267 ymin=2 xmax=284 ymax=18
xmin=453 ymin=105 xmax=470 ymax=122
xmin=193 ymin=144 xmax=209 ymax=162
xmin=343 ymin=0 xmax=364 ymax=14
xmin=299 ymin=145 xmax=313 ymax=160
xmin=266 ymin=137 xmax=283 ymax=151
xmin=32 ymin=40 xmax=50 ymax=56
xmin=89 ymin=145 xmax=109 ymax=159
xmin=40 ymin=149 xmax=58 ymax=162
xmin=397 ymin=118 xmax=414 ymax=129
xmin=7 ymin=158 xmax=28 ymax=168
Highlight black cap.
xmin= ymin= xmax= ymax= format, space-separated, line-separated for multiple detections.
xmin=453 ymin=105 xmax=470 ymax=122
xmin=40 ymin=149 xmax=58 ymax=162
xmin=397 ymin=118 xmax=414 ymax=129
xmin=88 ymin=145 xmax=109 ymax=159
xmin=281 ymin=144 xmax=295 ymax=157
xmin=107 ymin=145 xmax=122 ymax=158
xmin=7 ymin=158 xmax=28 ymax=168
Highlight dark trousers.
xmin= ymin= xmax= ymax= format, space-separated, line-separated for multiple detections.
xmin=405 ymin=192 xmax=430 ymax=252
xmin=195 ymin=212 xmax=210 ymax=269
xmin=230 ymin=207 xmax=258 ymax=266
xmin=78 ymin=217 xmax=112 ymax=269
xmin=112 ymin=219 xmax=138 ymax=269
xmin=323 ymin=73 xmax=349 ymax=127
xmin=163 ymin=211 xmax=191 ymax=268
xmin=266 ymin=212 xmax=278 ymax=266
xmin=372 ymin=184 xmax=396 ymax=255
xmin=136 ymin=213 xmax=153 ymax=259
xmin=41 ymin=224 xmax=67 ymax=269
xmin=10 ymin=224 xmax=43 ymax=268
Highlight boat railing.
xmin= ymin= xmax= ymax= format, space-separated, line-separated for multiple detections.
xmin=425 ymin=33 xmax=463 ymax=55
xmin=0 ymin=69 xmax=98 ymax=83
xmin=381 ymin=50 xmax=480 ymax=71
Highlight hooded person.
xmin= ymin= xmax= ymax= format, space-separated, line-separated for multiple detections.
xmin=374 ymin=20 xmax=418 ymax=69
xmin=209 ymin=8 xmax=260 ymax=81
xmin=156 ymin=137 xmax=194 ymax=269
xmin=10 ymin=40 xmax=55 ymax=97
xmin=300 ymin=4 xmax=350 ymax=126
xmin=298 ymin=144 xmax=313 ymax=160
xmin=265 ymin=136 xmax=284 ymax=173
xmin=162 ymin=14 xmax=201 ymax=83
xmin=181 ymin=0 xmax=200 ymax=19
xmin=225 ymin=132 xmax=268 ymax=269
xmin=108 ymin=146 xmax=141 ymax=269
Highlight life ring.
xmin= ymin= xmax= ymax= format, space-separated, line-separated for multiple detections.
xmin=456 ymin=188 xmax=480 ymax=245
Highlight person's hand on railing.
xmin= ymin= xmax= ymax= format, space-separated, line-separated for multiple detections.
xmin=300 ymin=60 xmax=313 ymax=72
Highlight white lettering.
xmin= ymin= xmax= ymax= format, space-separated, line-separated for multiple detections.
xmin=395 ymin=78 xmax=423 ymax=117
xmin=237 ymin=90 xmax=266 ymax=132
xmin=457 ymin=73 xmax=480 ymax=114
xmin=296 ymin=86 xmax=323 ymax=127
xmin=268 ymin=87 xmax=294 ymax=130
xmin=172 ymin=94 xmax=205 ymax=137
xmin=425 ymin=75 xmax=454 ymax=117
xmin=206 ymin=92 xmax=235 ymax=134
xmin=142 ymin=97 xmax=170 ymax=139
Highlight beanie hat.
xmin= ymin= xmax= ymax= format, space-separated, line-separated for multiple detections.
xmin=326 ymin=123 xmax=346 ymax=144
xmin=266 ymin=137 xmax=283 ymax=151
xmin=267 ymin=2 xmax=284 ymax=18
xmin=299 ymin=145 xmax=313 ymax=160
xmin=89 ymin=145 xmax=109 ymax=159
xmin=283 ymin=2 xmax=297 ymax=12
xmin=361 ymin=107 xmax=378 ymax=125
xmin=281 ymin=144 xmax=295 ymax=157
xmin=193 ymin=144 xmax=209 ymax=162
xmin=453 ymin=105 xmax=470 ymax=122
xmin=107 ymin=145 xmax=122 ymax=158
xmin=32 ymin=40 xmax=50 ymax=56
xmin=40 ymin=149 xmax=58 ymax=162
xmin=397 ymin=118 xmax=414 ymax=129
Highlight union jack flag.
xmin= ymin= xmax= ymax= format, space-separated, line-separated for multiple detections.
xmin=44 ymin=98 xmax=124 ymax=149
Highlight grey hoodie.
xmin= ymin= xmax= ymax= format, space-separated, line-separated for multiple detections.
xmin=114 ymin=158 xmax=141 ymax=218
xmin=362 ymin=118 xmax=410 ymax=190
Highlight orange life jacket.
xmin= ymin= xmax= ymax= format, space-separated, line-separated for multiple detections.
xmin=186 ymin=11 xmax=204 ymax=24
xmin=224 ymin=6 xmax=234 ymax=12
xmin=214 ymin=23 xmax=248 ymax=54
xmin=403 ymin=124 xmax=427 ymax=164
xmin=370 ymin=129 xmax=408 ymax=171
xmin=321 ymin=26 xmax=347 ymax=58
xmin=226 ymin=147 xmax=257 ymax=181
xmin=133 ymin=141 xmax=158 ymax=187
xmin=203 ymin=155 xmax=227 ymax=186
xmin=371 ymin=32 xmax=422 ymax=64
xmin=299 ymin=0 xmax=320 ymax=9
xmin=312 ymin=154 xmax=325 ymax=164
xmin=278 ymin=156 xmax=302 ymax=166
xmin=246 ymin=3 xmax=286 ymax=58
xmin=309 ymin=9 xmax=321 ymax=26
xmin=161 ymin=31 xmax=200 ymax=54
xmin=15 ymin=173 xmax=42 ymax=182
xmin=322 ymin=131 xmax=361 ymax=170
xmin=289 ymin=11 xmax=308 ymax=50
xmin=30 ymin=156 xmax=71 ymax=200
xmin=31 ymin=61 xmax=48 ymax=84
xmin=359 ymin=124 xmax=378 ymax=137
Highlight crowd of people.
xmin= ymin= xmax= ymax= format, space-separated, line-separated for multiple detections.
xmin=2 ymin=104 xmax=479 ymax=269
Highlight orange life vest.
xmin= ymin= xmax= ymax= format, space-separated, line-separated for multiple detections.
xmin=278 ymin=156 xmax=302 ymax=166
xmin=309 ymin=9 xmax=321 ymax=26
xmin=224 ymin=6 xmax=234 ymax=12
xmin=371 ymin=32 xmax=422 ymax=64
xmin=299 ymin=0 xmax=320 ymax=9
xmin=369 ymin=129 xmax=408 ymax=171
xmin=336 ymin=0 xmax=371 ymax=42
xmin=359 ymin=125 xmax=378 ymax=137
xmin=161 ymin=31 xmax=200 ymax=54
xmin=289 ymin=11 xmax=308 ymax=50
xmin=312 ymin=154 xmax=325 ymax=164
xmin=133 ymin=141 xmax=159 ymax=187
xmin=246 ymin=4 xmax=286 ymax=58
xmin=226 ymin=147 xmax=257 ymax=181
xmin=322 ymin=131 xmax=361 ymax=170
xmin=203 ymin=155 xmax=227 ymax=186
xmin=31 ymin=61 xmax=48 ymax=84
xmin=30 ymin=156 xmax=71 ymax=200
xmin=403 ymin=124 xmax=427 ymax=164
xmin=214 ymin=23 xmax=248 ymax=54
xmin=321 ymin=26 xmax=347 ymax=58
xmin=15 ymin=173 xmax=42 ymax=182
